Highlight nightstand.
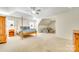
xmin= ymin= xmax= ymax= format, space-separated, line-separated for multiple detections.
xmin=9 ymin=29 xmax=15 ymax=37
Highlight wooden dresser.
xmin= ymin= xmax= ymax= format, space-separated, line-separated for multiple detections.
xmin=73 ymin=30 xmax=79 ymax=52
xmin=0 ymin=16 xmax=6 ymax=43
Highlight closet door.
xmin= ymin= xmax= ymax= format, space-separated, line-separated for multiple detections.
xmin=0 ymin=16 xmax=6 ymax=43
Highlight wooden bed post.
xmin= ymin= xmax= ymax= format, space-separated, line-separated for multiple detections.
xmin=22 ymin=16 xmax=23 ymax=40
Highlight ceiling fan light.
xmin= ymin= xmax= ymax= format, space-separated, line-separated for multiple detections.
xmin=32 ymin=10 xmax=36 ymax=14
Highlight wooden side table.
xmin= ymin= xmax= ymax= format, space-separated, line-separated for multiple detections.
xmin=9 ymin=29 xmax=15 ymax=37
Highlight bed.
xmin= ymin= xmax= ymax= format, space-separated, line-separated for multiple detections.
xmin=17 ymin=26 xmax=37 ymax=37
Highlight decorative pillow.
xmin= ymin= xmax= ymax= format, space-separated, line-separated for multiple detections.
xmin=20 ymin=26 xmax=30 ymax=30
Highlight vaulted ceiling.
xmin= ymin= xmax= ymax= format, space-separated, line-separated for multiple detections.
xmin=0 ymin=7 xmax=73 ymax=19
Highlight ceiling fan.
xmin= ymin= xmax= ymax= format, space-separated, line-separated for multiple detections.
xmin=30 ymin=7 xmax=41 ymax=15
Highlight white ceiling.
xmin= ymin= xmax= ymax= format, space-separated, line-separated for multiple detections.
xmin=0 ymin=7 xmax=73 ymax=19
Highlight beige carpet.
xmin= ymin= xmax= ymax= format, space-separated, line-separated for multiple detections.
xmin=0 ymin=33 xmax=73 ymax=52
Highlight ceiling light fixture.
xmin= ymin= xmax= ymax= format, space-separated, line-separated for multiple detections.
xmin=32 ymin=10 xmax=36 ymax=14
xmin=30 ymin=7 xmax=41 ymax=15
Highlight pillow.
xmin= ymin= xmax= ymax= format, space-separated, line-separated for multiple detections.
xmin=20 ymin=26 xmax=30 ymax=30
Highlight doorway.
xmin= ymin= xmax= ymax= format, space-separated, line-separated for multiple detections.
xmin=38 ymin=18 xmax=56 ymax=33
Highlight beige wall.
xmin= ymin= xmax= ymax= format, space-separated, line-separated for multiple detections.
xmin=55 ymin=9 xmax=79 ymax=40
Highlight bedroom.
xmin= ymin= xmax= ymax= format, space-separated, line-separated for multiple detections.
xmin=0 ymin=7 xmax=79 ymax=52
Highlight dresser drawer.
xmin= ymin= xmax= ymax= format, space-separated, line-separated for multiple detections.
xmin=74 ymin=31 xmax=79 ymax=51
xmin=0 ymin=35 xmax=6 ymax=43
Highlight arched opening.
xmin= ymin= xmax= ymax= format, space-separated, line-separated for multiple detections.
xmin=38 ymin=18 xmax=56 ymax=33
